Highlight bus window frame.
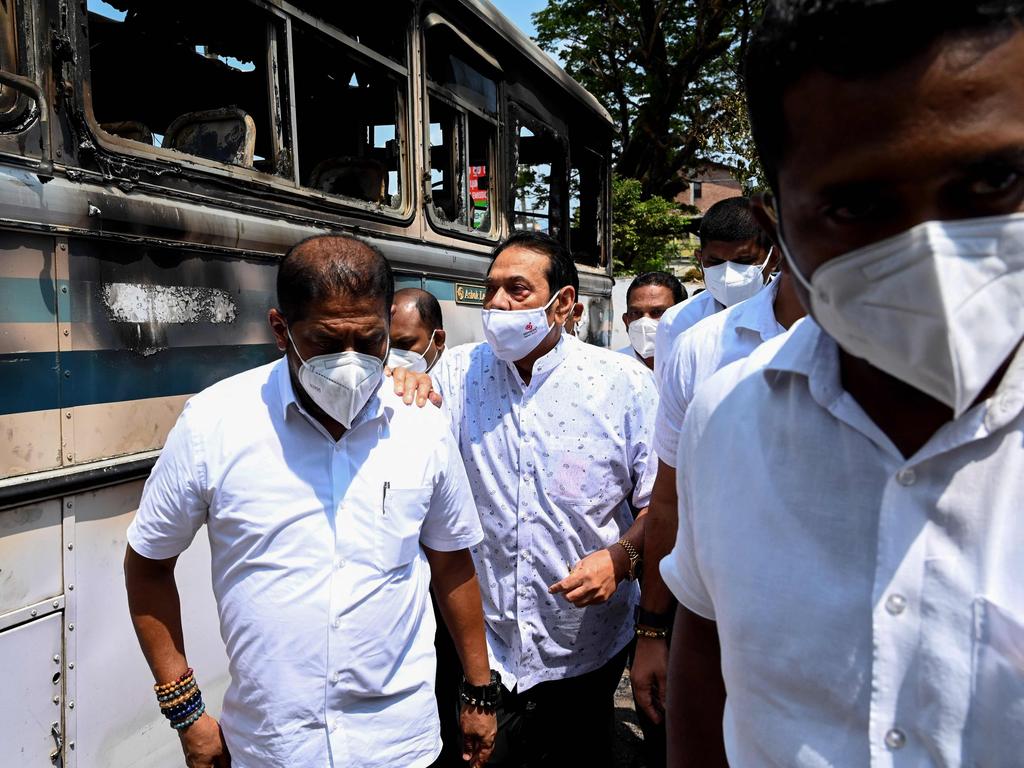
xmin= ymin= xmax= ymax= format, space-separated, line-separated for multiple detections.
xmin=0 ymin=0 xmax=42 ymax=146
xmin=508 ymin=102 xmax=569 ymax=242
xmin=287 ymin=8 xmax=413 ymax=216
xmin=76 ymin=0 xmax=416 ymax=224
xmin=421 ymin=12 xmax=501 ymax=243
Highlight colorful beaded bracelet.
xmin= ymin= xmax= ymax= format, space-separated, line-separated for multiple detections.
xmin=159 ymin=681 xmax=199 ymax=707
xmin=156 ymin=676 xmax=195 ymax=702
xmin=171 ymin=701 xmax=207 ymax=731
xmin=164 ymin=694 xmax=204 ymax=723
xmin=154 ymin=668 xmax=194 ymax=695
xmin=163 ymin=696 xmax=203 ymax=729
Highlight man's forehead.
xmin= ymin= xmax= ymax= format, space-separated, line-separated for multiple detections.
xmin=628 ymin=284 xmax=675 ymax=308
xmin=489 ymin=246 xmax=548 ymax=280
xmin=702 ymin=238 xmax=762 ymax=257
xmin=391 ymin=300 xmax=427 ymax=330
xmin=778 ymin=29 xmax=1024 ymax=196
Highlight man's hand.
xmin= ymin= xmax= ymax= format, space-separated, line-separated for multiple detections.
xmin=631 ymin=635 xmax=668 ymax=724
xmin=178 ymin=713 xmax=230 ymax=768
xmin=387 ymin=366 xmax=442 ymax=408
xmin=460 ymin=704 xmax=497 ymax=768
xmin=548 ymin=546 xmax=625 ymax=607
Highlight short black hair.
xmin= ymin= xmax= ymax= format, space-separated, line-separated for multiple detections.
xmin=395 ymin=287 xmax=444 ymax=331
xmin=489 ymin=230 xmax=579 ymax=299
xmin=277 ymin=234 xmax=394 ymax=323
xmin=745 ymin=1 xmax=1024 ymax=191
xmin=699 ymin=197 xmax=769 ymax=247
xmin=626 ymin=271 xmax=687 ymax=306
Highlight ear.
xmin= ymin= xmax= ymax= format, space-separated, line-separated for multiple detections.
xmin=693 ymin=247 xmax=704 ymax=277
xmin=555 ymin=286 xmax=577 ymax=324
xmin=268 ymin=308 xmax=289 ymax=353
xmin=751 ymin=192 xmax=782 ymax=252
xmin=621 ymin=312 xmax=630 ymax=330
xmin=434 ymin=328 xmax=447 ymax=351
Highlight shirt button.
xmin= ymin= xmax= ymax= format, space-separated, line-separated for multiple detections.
xmin=884 ymin=728 xmax=906 ymax=750
xmin=885 ymin=594 xmax=907 ymax=615
xmin=896 ymin=468 xmax=916 ymax=486
xmin=333 ymin=616 xmax=341 ymax=629
xmin=335 ymin=557 xmax=347 ymax=569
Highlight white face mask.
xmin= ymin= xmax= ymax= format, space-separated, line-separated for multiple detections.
xmin=481 ymin=290 xmax=563 ymax=362
xmin=781 ymin=212 xmax=1024 ymax=417
xmin=288 ymin=330 xmax=385 ymax=428
xmin=386 ymin=330 xmax=439 ymax=374
xmin=703 ymin=247 xmax=773 ymax=306
xmin=627 ymin=316 xmax=659 ymax=359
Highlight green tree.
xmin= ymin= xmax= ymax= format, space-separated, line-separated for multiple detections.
xmin=611 ymin=175 xmax=691 ymax=273
xmin=533 ymin=0 xmax=764 ymax=198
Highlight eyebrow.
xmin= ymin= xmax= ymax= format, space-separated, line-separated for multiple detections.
xmin=954 ymin=146 xmax=1024 ymax=173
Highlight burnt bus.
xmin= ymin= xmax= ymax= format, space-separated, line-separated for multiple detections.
xmin=0 ymin=1 xmax=614 ymax=765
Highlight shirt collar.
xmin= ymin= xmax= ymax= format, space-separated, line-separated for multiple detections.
xmin=764 ymin=320 xmax=1024 ymax=456
xmin=731 ymin=279 xmax=782 ymax=340
xmin=504 ymin=331 xmax=573 ymax=388
xmin=275 ymin=355 xmax=388 ymax=433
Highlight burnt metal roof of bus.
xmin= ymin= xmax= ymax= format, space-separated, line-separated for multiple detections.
xmin=459 ymin=0 xmax=614 ymax=127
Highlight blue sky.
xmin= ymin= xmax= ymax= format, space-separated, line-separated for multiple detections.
xmin=490 ymin=0 xmax=547 ymax=38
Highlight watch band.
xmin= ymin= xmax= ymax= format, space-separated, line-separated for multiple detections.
xmin=635 ymin=607 xmax=675 ymax=631
xmin=459 ymin=670 xmax=501 ymax=709
xmin=617 ymin=537 xmax=641 ymax=580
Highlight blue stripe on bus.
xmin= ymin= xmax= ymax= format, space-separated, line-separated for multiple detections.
xmin=0 ymin=344 xmax=280 ymax=415
xmin=0 ymin=278 xmax=71 ymax=322
xmin=423 ymin=278 xmax=457 ymax=301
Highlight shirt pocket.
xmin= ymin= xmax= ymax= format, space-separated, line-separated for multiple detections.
xmin=376 ymin=486 xmax=432 ymax=571
xmin=966 ymin=596 xmax=1024 ymax=766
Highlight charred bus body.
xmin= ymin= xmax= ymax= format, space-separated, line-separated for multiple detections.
xmin=0 ymin=2 xmax=613 ymax=764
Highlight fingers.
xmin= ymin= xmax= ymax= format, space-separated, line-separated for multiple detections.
xmin=391 ymin=367 xmax=407 ymax=397
xmin=634 ymin=683 xmax=664 ymax=724
xmin=414 ymin=375 xmax=432 ymax=407
xmin=428 ymin=391 xmax=443 ymax=408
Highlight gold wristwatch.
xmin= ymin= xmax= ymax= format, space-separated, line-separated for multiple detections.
xmin=617 ymin=538 xmax=641 ymax=580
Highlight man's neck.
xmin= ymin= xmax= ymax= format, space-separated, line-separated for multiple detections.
xmin=771 ymin=273 xmax=804 ymax=330
xmin=839 ymin=348 xmax=1019 ymax=460
xmin=513 ymin=327 xmax=561 ymax=386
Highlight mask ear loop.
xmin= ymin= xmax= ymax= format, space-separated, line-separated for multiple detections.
xmin=766 ymin=198 xmax=815 ymax=296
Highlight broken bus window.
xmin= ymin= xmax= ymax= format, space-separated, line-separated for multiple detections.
xmin=85 ymin=0 xmax=286 ymax=175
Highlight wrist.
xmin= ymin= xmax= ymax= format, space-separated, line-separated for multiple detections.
xmin=608 ymin=543 xmax=630 ymax=582
xmin=460 ymin=669 xmax=501 ymax=709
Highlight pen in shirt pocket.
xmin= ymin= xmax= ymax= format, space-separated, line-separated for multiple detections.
xmin=382 ymin=481 xmax=390 ymax=515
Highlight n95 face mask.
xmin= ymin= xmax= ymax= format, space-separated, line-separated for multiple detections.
xmin=627 ymin=316 xmax=659 ymax=359
xmin=703 ymin=248 xmax=773 ymax=306
xmin=386 ymin=330 xmax=439 ymax=374
xmin=782 ymin=212 xmax=1024 ymax=417
xmin=481 ymin=290 xmax=562 ymax=362
xmin=288 ymin=330 xmax=384 ymax=428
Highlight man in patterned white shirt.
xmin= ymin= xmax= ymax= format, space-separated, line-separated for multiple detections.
xmin=432 ymin=230 xmax=660 ymax=768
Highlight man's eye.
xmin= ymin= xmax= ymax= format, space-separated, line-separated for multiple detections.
xmin=967 ymin=167 xmax=1022 ymax=196
xmin=827 ymin=198 xmax=880 ymax=222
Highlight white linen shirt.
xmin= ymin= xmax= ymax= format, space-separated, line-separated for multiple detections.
xmin=653 ymin=289 xmax=722 ymax=382
xmin=433 ymin=334 xmax=659 ymax=691
xmin=662 ymin=319 xmax=1024 ymax=767
xmin=127 ymin=359 xmax=482 ymax=768
xmin=655 ymin=279 xmax=783 ymax=467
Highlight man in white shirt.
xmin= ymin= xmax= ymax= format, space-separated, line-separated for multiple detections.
xmin=630 ymin=268 xmax=804 ymax=735
xmin=388 ymin=287 xmax=446 ymax=373
xmin=618 ymin=271 xmax=687 ymax=372
xmin=663 ymin=2 xmax=1024 ymax=765
xmin=653 ymin=196 xmax=778 ymax=382
xmin=124 ymin=235 xmax=496 ymax=768
xmin=432 ymin=230 xmax=660 ymax=767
